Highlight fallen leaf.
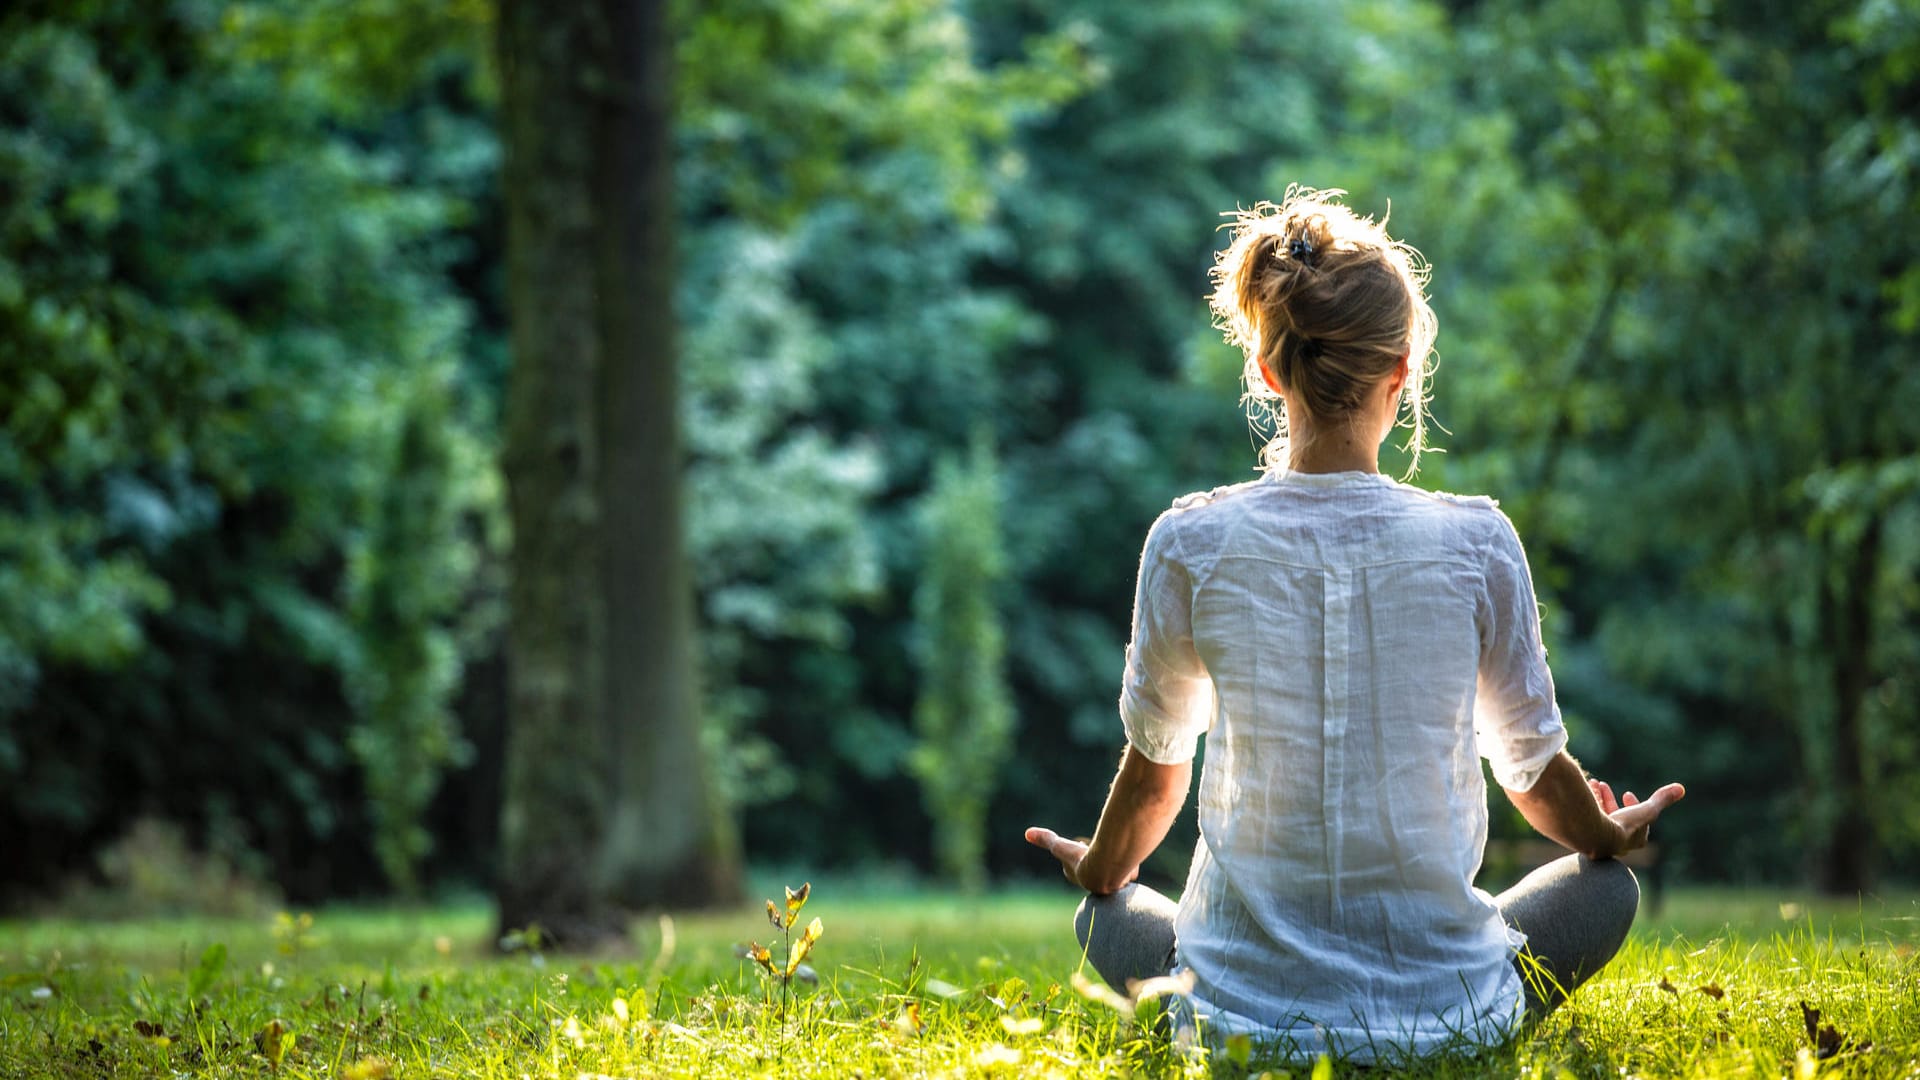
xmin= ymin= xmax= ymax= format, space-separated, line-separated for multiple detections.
xmin=1800 ymin=1000 xmax=1871 ymax=1059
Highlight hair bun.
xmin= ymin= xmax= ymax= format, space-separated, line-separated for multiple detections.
xmin=1207 ymin=185 xmax=1439 ymax=475
xmin=1283 ymin=213 xmax=1333 ymax=269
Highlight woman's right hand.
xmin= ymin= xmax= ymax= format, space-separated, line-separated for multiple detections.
xmin=1588 ymin=778 xmax=1686 ymax=855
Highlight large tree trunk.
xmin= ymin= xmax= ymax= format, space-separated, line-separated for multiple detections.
xmin=591 ymin=0 xmax=740 ymax=907
xmin=495 ymin=0 xmax=738 ymax=948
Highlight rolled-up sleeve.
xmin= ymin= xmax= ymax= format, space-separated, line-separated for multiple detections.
xmin=1118 ymin=511 xmax=1215 ymax=764
xmin=1473 ymin=511 xmax=1568 ymax=791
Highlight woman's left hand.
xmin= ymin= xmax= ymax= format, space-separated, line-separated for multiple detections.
xmin=1025 ymin=826 xmax=1090 ymax=888
xmin=1025 ymin=826 xmax=1138 ymax=893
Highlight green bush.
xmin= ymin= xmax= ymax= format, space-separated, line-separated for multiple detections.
xmin=0 ymin=3 xmax=499 ymax=901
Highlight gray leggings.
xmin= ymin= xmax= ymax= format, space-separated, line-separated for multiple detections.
xmin=1074 ymin=854 xmax=1639 ymax=1019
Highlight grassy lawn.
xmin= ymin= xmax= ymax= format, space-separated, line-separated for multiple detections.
xmin=2 ymin=878 xmax=1915 ymax=1078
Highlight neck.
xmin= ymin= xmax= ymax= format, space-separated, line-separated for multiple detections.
xmin=1285 ymin=413 xmax=1381 ymax=474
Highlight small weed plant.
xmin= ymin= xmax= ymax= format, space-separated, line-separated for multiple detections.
xmin=739 ymin=882 xmax=823 ymax=1025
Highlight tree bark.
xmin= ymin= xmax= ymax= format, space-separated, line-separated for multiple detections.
xmin=591 ymin=0 xmax=741 ymax=907
xmin=1816 ymin=513 xmax=1881 ymax=895
xmin=495 ymin=0 xmax=738 ymax=947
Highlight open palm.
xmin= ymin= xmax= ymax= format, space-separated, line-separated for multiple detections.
xmin=1588 ymin=778 xmax=1686 ymax=854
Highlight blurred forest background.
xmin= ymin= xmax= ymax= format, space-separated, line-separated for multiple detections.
xmin=2 ymin=0 xmax=1917 ymax=916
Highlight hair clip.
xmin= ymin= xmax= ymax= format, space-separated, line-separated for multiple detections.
xmin=1288 ymin=236 xmax=1315 ymax=261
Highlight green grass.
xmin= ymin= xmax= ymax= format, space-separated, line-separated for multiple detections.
xmin=2 ymin=880 xmax=1916 ymax=1078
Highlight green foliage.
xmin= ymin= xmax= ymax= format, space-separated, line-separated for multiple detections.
xmin=673 ymin=0 xmax=1085 ymax=868
xmin=345 ymin=373 xmax=484 ymax=892
xmin=4 ymin=0 xmax=1916 ymax=896
xmin=185 ymin=942 xmax=227 ymax=1001
xmin=677 ymin=0 xmax=1084 ymax=227
xmin=0 ymin=0 xmax=500 ymax=898
xmin=1427 ymin=0 xmax=1920 ymax=886
xmin=911 ymin=438 xmax=1016 ymax=891
xmin=680 ymin=228 xmax=883 ymax=811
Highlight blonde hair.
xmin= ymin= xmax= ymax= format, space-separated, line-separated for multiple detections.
xmin=1209 ymin=186 xmax=1438 ymax=476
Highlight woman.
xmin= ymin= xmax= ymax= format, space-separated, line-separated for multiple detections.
xmin=1024 ymin=188 xmax=1684 ymax=1062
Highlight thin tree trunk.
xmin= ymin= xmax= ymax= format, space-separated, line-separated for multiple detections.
xmin=1817 ymin=513 xmax=1881 ymax=895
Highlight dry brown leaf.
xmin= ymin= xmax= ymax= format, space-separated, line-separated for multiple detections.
xmin=1800 ymin=1000 xmax=1871 ymax=1059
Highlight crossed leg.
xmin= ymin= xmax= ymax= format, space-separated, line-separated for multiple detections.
xmin=1074 ymin=883 xmax=1178 ymax=991
xmin=1494 ymin=854 xmax=1640 ymax=1017
xmin=1074 ymin=854 xmax=1639 ymax=1021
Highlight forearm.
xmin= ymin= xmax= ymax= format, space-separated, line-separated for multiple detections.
xmin=1503 ymin=750 xmax=1626 ymax=859
xmin=1078 ymin=744 xmax=1191 ymax=894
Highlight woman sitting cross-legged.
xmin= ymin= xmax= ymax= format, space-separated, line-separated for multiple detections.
xmin=1024 ymin=187 xmax=1684 ymax=1064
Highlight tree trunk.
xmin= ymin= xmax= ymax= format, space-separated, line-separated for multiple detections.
xmin=1816 ymin=514 xmax=1881 ymax=895
xmin=591 ymin=0 xmax=741 ymax=908
xmin=495 ymin=0 xmax=738 ymax=948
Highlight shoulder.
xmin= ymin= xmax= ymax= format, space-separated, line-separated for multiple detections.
xmin=1138 ymin=479 xmax=1264 ymax=564
xmin=1391 ymin=484 xmax=1502 ymax=514
xmin=1166 ymin=478 xmax=1266 ymax=514
xmin=1381 ymin=484 xmax=1538 ymax=577
xmin=1391 ymin=484 xmax=1516 ymax=541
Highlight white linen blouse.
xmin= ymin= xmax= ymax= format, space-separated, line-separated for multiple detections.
xmin=1119 ymin=469 xmax=1568 ymax=1061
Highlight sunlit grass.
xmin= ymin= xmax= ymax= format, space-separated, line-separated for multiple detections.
xmin=1 ymin=882 xmax=1915 ymax=1078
